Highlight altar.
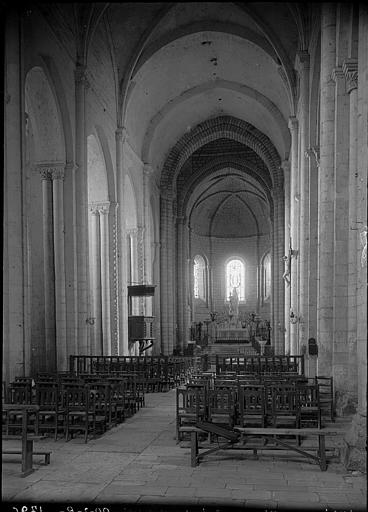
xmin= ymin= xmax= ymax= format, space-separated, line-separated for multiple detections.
xmin=215 ymin=326 xmax=251 ymax=344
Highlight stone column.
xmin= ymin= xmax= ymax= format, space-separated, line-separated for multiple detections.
xmin=343 ymin=59 xmax=358 ymax=407
xmin=282 ymin=160 xmax=291 ymax=354
xmin=272 ymin=185 xmax=285 ymax=355
xmin=331 ymin=66 xmax=351 ymax=411
xmin=317 ymin=3 xmax=336 ymax=376
xmin=74 ymin=65 xmax=90 ymax=355
xmin=306 ymin=146 xmax=319 ymax=343
xmin=40 ymin=167 xmax=56 ymax=372
xmin=52 ymin=165 xmax=67 ymax=370
xmin=296 ymin=51 xmax=310 ymax=354
xmin=356 ymin=5 xmax=367 ymax=417
xmin=160 ymin=191 xmax=175 ymax=354
xmin=115 ymin=127 xmax=128 ymax=355
xmin=108 ymin=201 xmax=119 ymax=355
xmin=176 ymin=215 xmax=185 ymax=353
xmin=129 ymin=228 xmax=139 ymax=315
xmin=4 ymin=9 xmax=27 ymax=382
xmin=143 ymin=165 xmax=154 ymax=284
xmin=90 ymin=206 xmax=102 ymax=354
xmin=99 ymin=202 xmax=111 ymax=355
xmin=136 ymin=225 xmax=145 ymax=314
xmin=288 ymin=116 xmax=299 ymax=355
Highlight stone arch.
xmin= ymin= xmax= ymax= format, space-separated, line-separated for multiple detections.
xmin=160 ymin=116 xmax=282 ymax=192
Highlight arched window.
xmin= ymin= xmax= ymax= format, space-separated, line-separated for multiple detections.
xmin=262 ymin=251 xmax=271 ymax=301
xmin=193 ymin=255 xmax=206 ymax=300
xmin=226 ymin=258 xmax=245 ymax=301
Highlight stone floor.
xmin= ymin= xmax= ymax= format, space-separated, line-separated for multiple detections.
xmin=2 ymin=390 xmax=366 ymax=511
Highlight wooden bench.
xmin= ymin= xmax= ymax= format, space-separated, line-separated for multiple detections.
xmin=179 ymin=424 xmax=341 ymax=471
xmin=2 ymin=404 xmax=51 ymax=476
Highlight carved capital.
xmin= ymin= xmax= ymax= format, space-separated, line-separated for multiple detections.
xmin=74 ymin=65 xmax=90 ymax=89
xmin=288 ymin=116 xmax=298 ymax=132
xmin=342 ymin=59 xmax=358 ymax=93
xmin=143 ymin=163 xmax=154 ymax=176
xmin=36 ymin=162 xmax=65 ymax=181
xmin=295 ymin=50 xmax=310 ymax=72
xmin=89 ymin=201 xmax=110 ymax=215
xmin=116 ymin=126 xmax=128 ymax=144
xmin=331 ymin=67 xmax=345 ymax=84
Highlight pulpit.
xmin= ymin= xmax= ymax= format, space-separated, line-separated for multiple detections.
xmin=128 ymin=285 xmax=156 ymax=354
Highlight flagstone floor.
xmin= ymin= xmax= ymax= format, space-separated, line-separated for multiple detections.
xmin=2 ymin=389 xmax=366 ymax=510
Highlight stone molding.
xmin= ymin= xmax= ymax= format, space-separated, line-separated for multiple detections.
xmin=342 ymin=59 xmax=358 ymax=93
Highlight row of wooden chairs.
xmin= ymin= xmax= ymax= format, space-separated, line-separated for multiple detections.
xmin=216 ymin=355 xmax=305 ymax=375
xmin=70 ymin=355 xmax=197 ymax=389
xmin=176 ymin=380 xmax=328 ymax=441
xmin=3 ymin=375 xmax=146 ymax=443
xmin=188 ymin=371 xmax=334 ymax=422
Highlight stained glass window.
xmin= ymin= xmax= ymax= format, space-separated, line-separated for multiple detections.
xmin=226 ymin=259 xmax=245 ymax=301
xmin=194 ymin=255 xmax=206 ymax=300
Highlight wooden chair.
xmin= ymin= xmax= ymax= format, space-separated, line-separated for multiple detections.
xmin=296 ymin=383 xmax=321 ymax=428
xmin=108 ymin=379 xmax=128 ymax=423
xmin=64 ymin=385 xmax=106 ymax=443
xmin=4 ymin=382 xmax=36 ymax=435
xmin=87 ymin=382 xmax=114 ymax=429
xmin=176 ymin=386 xmax=207 ymax=441
xmin=237 ymin=385 xmax=266 ymax=428
xmin=316 ymin=376 xmax=334 ymax=422
xmin=207 ymin=388 xmax=236 ymax=428
xmin=35 ymin=382 xmax=65 ymax=440
xmin=270 ymin=384 xmax=300 ymax=429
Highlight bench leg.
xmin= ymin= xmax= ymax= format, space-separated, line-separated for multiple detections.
xmin=21 ymin=439 xmax=34 ymax=476
xmin=318 ymin=435 xmax=327 ymax=471
xmin=190 ymin=431 xmax=198 ymax=467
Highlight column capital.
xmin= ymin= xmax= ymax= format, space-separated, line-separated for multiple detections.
xmin=288 ymin=116 xmax=298 ymax=132
xmin=342 ymin=59 xmax=358 ymax=93
xmin=331 ymin=67 xmax=345 ymax=83
xmin=295 ymin=50 xmax=310 ymax=71
xmin=143 ymin=163 xmax=154 ymax=176
xmin=280 ymin=160 xmax=290 ymax=174
xmin=116 ymin=126 xmax=128 ymax=143
xmin=74 ymin=65 xmax=90 ymax=88
xmin=36 ymin=162 xmax=65 ymax=180
xmin=127 ymin=227 xmax=138 ymax=237
xmin=89 ymin=201 xmax=110 ymax=215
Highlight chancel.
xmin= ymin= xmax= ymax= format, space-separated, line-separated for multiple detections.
xmin=2 ymin=1 xmax=367 ymax=507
